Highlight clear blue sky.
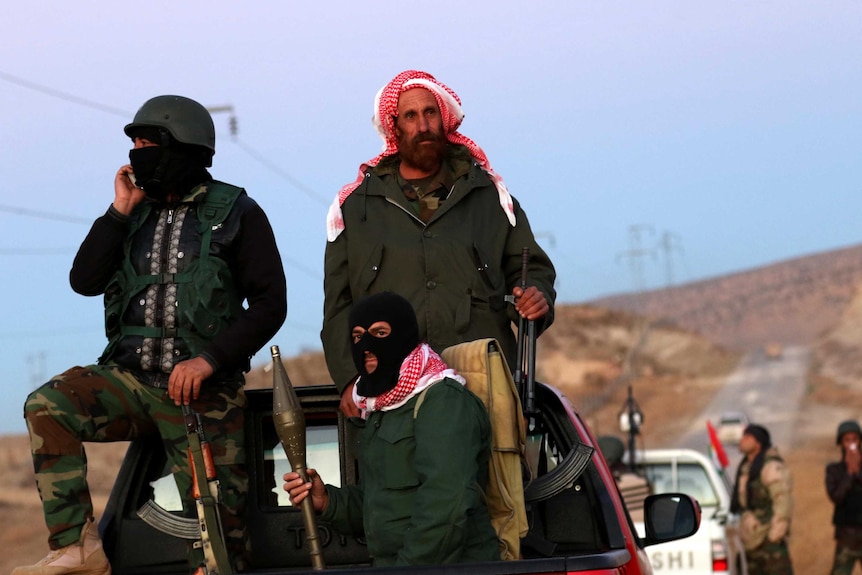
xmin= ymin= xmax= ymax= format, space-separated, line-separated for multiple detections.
xmin=1 ymin=1 xmax=860 ymax=435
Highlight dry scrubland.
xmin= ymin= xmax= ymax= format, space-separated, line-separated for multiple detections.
xmin=6 ymin=246 xmax=862 ymax=573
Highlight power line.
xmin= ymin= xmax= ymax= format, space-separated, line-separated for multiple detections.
xmin=1 ymin=70 xmax=329 ymax=203
xmin=0 ymin=70 xmax=130 ymax=117
xmin=616 ymin=224 xmax=656 ymax=292
xmin=0 ymin=203 xmax=92 ymax=224
xmin=659 ymin=231 xmax=685 ymax=287
xmin=0 ymin=248 xmax=75 ymax=255
xmin=1 ymin=71 xmax=331 ymax=276
xmin=233 ymin=137 xmax=330 ymax=206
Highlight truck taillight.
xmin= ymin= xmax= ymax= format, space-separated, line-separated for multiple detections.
xmin=712 ymin=539 xmax=729 ymax=572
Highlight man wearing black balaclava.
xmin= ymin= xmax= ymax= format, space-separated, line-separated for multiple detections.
xmin=284 ymin=292 xmax=500 ymax=567
xmin=15 ymin=95 xmax=287 ymax=575
xmin=731 ymin=423 xmax=794 ymax=574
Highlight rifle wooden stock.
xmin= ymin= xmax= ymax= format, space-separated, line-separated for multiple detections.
xmin=185 ymin=406 xmax=234 ymax=575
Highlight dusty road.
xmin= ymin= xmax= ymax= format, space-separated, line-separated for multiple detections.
xmin=675 ymin=346 xmax=809 ymax=471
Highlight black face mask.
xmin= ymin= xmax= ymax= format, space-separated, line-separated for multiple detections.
xmin=350 ymin=292 xmax=420 ymax=397
xmin=129 ymin=146 xmax=165 ymax=194
xmin=129 ymin=145 xmax=211 ymax=202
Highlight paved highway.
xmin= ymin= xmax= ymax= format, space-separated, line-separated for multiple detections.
xmin=674 ymin=345 xmax=810 ymax=475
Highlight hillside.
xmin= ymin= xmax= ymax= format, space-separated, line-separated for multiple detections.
xmin=593 ymin=243 xmax=862 ymax=350
xmin=812 ymin=282 xmax=862 ymax=391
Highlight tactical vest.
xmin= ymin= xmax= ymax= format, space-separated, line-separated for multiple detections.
xmin=99 ymin=181 xmax=244 ymax=365
xmin=747 ymin=453 xmax=784 ymax=524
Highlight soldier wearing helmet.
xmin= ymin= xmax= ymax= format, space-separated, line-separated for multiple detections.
xmin=826 ymin=419 xmax=862 ymax=574
xmin=15 ymin=95 xmax=287 ymax=574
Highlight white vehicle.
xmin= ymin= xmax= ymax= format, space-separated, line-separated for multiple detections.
xmin=717 ymin=411 xmax=749 ymax=445
xmin=626 ymin=448 xmax=747 ymax=575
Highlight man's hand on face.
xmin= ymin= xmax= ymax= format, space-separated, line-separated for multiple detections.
xmin=168 ymin=357 xmax=215 ymax=406
xmin=512 ymin=285 xmax=549 ymax=321
xmin=113 ymin=164 xmax=146 ymax=216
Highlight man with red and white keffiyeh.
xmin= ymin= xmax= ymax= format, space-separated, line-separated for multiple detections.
xmin=285 ymin=292 xmax=500 ymax=567
xmin=322 ymin=70 xmax=557 ymax=418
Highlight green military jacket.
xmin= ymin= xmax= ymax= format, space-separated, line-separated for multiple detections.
xmin=320 ymin=378 xmax=500 ymax=567
xmin=322 ymin=147 xmax=557 ymax=390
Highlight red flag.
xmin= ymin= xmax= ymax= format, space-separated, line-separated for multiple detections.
xmin=707 ymin=420 xmax=729 ymax=470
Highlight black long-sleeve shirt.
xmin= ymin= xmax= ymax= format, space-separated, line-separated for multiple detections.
xmin=71 ymin=189 xmax=286 ymax=374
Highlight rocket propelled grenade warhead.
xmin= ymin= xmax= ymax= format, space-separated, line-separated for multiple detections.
xmin=270 ymin=345 xmax=326 ymax=570
xmin=272 ymin=345 xmax=306 ymax=463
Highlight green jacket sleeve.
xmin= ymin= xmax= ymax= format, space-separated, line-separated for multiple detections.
xmin=320 ymin=483 xmax=365 ymax=538
xmin=321 ymin=230 xmax=357 ymax=392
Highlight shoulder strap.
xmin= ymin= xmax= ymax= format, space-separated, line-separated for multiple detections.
xmin=196 ymin=181 xmax=245 ymax=230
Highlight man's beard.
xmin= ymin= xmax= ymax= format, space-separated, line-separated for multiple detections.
xmin=398 ymin=131 xmax=447 ymax=174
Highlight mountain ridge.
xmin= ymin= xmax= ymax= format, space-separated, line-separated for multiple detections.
xmin=591 ymin=242 xmax=862 ymax=350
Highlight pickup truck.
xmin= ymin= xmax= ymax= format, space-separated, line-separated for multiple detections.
xmin=98 ymin=380 xmax=700 ymax=575
xmin=627 ymin=449 xmax=747 ymax=575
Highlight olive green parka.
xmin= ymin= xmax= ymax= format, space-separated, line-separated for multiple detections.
xmin=322 ymin=147 xmax=556 ymax=390
xmin=319 ymin=378 xmax=500 ymax=566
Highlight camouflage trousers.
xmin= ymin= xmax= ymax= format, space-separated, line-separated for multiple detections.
xmin=831 ymin=539 xmax=862 ymax=575
xmin=745 ymin=539 xmax=793 ymax=575
xmin=23 ymin=364 xmax=248 ymax=568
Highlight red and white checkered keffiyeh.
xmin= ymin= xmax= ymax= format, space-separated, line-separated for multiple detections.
xmin=352 ymin=343 xmax=465 ymax=415
xmin=326 ymin=70 xmax=516 ymax=242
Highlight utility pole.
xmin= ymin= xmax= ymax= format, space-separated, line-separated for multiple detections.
xmin=206 ymin=104 xmax=238 ymax=139
xmin=616 ymin=224 xmax=656 ymax=292
xmin=658 ymin=231 xmax=684 ymax=287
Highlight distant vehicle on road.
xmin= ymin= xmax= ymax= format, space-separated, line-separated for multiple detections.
xmin=717 ymin=411 xmax=749 ymax=445
xmin=626 ymin=448 xmax=747 ymax=575
xmin=764 ymin=343 xmax=783 ymax=360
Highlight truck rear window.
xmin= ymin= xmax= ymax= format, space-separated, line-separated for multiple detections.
xmin=643 ymin=462 xmax=719 ymax=507
xmin=264 ymin=424 xmax=341 ymax=507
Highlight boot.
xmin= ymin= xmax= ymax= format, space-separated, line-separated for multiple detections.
xmin=12 ymin=518 xmax=111 ymax=575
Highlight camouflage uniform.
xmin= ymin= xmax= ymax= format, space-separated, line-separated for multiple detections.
xmin=831 ymin=541 xmax=862 ymax=575
xmin=24 ymin=364 xmax=248 ymax=565
xmin=736 ymin=447 xmax=794 ymax=575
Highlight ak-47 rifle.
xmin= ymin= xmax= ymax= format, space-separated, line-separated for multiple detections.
xmin=506 ymin=246 xmax=594 ymax=505
xmin=508 ymin=247 xmax=537 ymax=416
xmin=185 ymin=405 xmax=233 ymax=575
xmin=137 ymin=406 xmax=233 ymax=575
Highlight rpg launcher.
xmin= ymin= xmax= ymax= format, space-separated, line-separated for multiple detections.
xmin=271 ymin=345 xmax=326 ymax=571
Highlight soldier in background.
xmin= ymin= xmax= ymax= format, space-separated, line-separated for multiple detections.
xmin=826 ymin=420 xmax=862 ymax=574
xmin=731 ymin=423 xmax=794 ymax=574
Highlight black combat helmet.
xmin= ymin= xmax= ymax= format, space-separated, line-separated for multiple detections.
xmin=124 ymin=95 xmax=215 ymax=163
